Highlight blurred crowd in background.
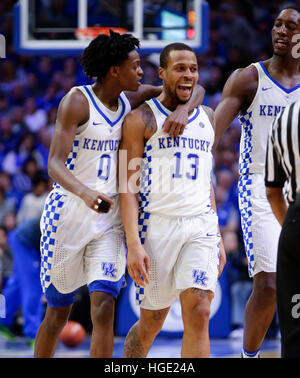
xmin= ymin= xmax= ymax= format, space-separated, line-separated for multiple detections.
xmin=0 ymin=0 xmax=293 ymax=336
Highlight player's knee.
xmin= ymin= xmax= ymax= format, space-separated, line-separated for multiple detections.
xmin=184 ymin=302 xmax=211 ymax=329
xmin=90 ymin=297 xmax=114 ymax=326
xmin=194 ymin=303 xmax=210 ymax=324
xmin=260 ymin=284 xmax=276 ymax=302
xmin=140 ymin=319 xmax=163 ymax=338
xmin=254 ymin=278 xmax=276 ymax=304
xmin=254 ymin=274 xmax=276 ymax=298
xmin=45 ymin=307 xmax=70 ymax=333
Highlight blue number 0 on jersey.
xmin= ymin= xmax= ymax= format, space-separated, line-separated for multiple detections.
xmin=98 ymin=154 xmax=111 ymax=181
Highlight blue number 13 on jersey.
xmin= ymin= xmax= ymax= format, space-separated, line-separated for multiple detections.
xmin=172 ymin=152 xmax=199 ymax=180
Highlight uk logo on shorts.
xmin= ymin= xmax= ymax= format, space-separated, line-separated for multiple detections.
xmin=101 ymin=263 xmax=117 ymax=278
xmin=193 ymin=269 xmax=208 ymax=287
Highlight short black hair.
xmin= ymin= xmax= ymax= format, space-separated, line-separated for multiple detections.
xmin=279 ymin=4 xmax=300 ymax=14
xmin=160 ymin=42 xmax=195 ymax=69
xmin=80 ymin=30 xmax=140 ymax=81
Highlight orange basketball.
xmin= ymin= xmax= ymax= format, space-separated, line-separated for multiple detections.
xmin=59 ymin=321 xmax=86 ymax=348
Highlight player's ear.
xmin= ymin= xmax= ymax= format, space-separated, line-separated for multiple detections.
xmin=158 ymin=66 xmax=165 ymax=80
xmin=109 ymin=65 xmax=119 ymax=78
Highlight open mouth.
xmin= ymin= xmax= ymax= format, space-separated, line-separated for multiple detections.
xmin=177 ymin=84 xmax=193 ymax=95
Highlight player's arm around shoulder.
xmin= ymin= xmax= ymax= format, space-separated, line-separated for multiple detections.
xmin=126 ymin=83 xmax=205 ymax=137
xmin=125 ymin=84 xmax=162 ymax=110
xmin=214 ymin=65 xmax=258 ymax=149
xmin=163 ymin=84 xmax=206 ymax=137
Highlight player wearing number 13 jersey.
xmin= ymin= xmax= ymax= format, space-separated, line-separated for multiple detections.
xmin=139 ymin=97 xmax=213 ymax=216
xmin=119 ymin=43 xmax=225 ymax=358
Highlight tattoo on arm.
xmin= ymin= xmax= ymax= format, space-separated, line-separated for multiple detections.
xmin=139 ymin=103 xmax=157 ymax=134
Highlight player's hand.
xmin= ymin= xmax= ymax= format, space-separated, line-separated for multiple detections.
xmin=218 ymin=237 xmax=226 ymax=278
xmin=81 ymin=188 xmax=114 ymax=213
xmin=127 ymin=242 xmax=150 ymax=287
xmin=162 ymin=105 xmax=189 ymax=137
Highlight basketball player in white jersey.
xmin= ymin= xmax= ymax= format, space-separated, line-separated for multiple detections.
xmin=119 ymin=42 xmax=225 ymax=358
xmin=34 ymin=32 xmax=204 ymax=358
xmin=214 ymin=6 xmax=300 ymax=358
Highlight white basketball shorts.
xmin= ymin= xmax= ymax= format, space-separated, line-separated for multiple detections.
xmin=136 ymin=209 xmax=220 ymax=310
xmin=238 ymin=173 xmax=281 ymax=277
xmin=40 ymin=190 xmax=126 ymax=294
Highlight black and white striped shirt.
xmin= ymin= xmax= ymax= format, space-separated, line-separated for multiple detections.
xmin=265 ymin=99 xmax=300 ymax=203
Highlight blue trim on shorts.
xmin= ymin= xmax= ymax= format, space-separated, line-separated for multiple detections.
xmin=238 ymin=174 xmax=254 ymax=277
xmin=88 ymin=276 xmax=125 ymax=299
xmin=45 ymin=284 xmax=77 ymax=307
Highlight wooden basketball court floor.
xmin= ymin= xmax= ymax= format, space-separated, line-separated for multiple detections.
xmin=0 ymin=334 xmax=281 ymax=358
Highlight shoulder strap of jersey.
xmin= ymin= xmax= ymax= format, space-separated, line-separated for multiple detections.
xmin=251 ymin=62 xmax=264 ymax=84
xmin=120 ymin=91 xmax=132 ymax=114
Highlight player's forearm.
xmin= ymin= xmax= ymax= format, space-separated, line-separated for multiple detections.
xmin=213 ymin=98 xmax=240 ymax=150
xmin=210 ymin=182 xmax=223 ymax=239
xmin=119 ymin=192 xmax=141 ymax=247
xmin=214 ymin=111 xmax=233 ymax=149
xmin=210 ymin=181 xmax=218 ymax=214
xmin=210 ymin=181 xmax=226 ymax=276
xmin=48 ymin=158 xmax=87 ymax=198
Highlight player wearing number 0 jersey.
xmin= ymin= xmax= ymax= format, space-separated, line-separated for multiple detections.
xmin=34 ymin=32 xmax=205 ymax=359
xmin=53 ymin=86 xmax=131 ymax=196
xmin=120 ymin=42 xmax=225 ymax=358
xmin=35 ymin=31 xmax=142 ymax=359
xmin=41 ymin=85 xmax=131 ymax=298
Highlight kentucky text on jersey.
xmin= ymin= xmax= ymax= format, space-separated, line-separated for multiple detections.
xmin=259 ymin=104 xmax=285 ymax=116
xmin=238 ymin=61 xmax=300 ymax=176
xmin=158 ymin=136 xmax=211 ymax=152
xmin=82 ymin=137 xmax=120 ymax=152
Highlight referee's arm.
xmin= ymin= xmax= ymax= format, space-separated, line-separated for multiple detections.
xmin=265 ymin=120 xmax=288 ymax=226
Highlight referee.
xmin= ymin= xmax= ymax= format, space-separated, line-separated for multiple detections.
xmin=265 ymin=98 xmax=300 ymax=358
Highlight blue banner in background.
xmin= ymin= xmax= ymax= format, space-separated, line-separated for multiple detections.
xmin=115 ymin=265 xmax=231 ymax=339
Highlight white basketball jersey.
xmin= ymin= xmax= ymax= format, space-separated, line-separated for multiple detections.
xmin=139 ymin=98 xmax=214 ymax=217
xmin=54 ymin=85 xmax=131 ymax=196
xmin=239 ymin=61 xmax=300 ymax=175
